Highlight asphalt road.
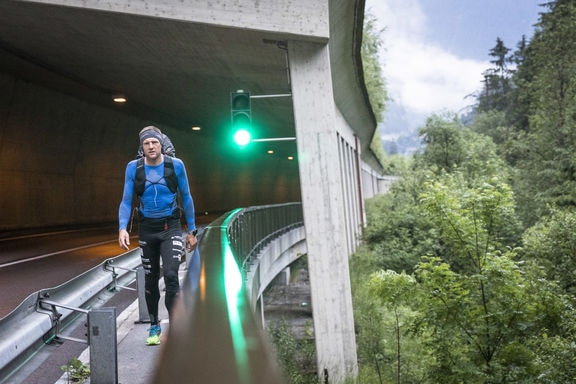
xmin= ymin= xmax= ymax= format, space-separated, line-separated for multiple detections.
xmin=0 ymin=226 xmax=136 ymax=319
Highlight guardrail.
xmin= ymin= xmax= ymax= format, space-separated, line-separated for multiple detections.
xmin=153 ymin=203 xmax=304 ymax=383
xmin=0 ymin=248 xmax=141 ymax=382
xmin=227 ymin=202 xmax=304 ymax=273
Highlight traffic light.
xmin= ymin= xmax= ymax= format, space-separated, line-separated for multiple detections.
xmin=230 ymin=90 xmax=251 ymax=146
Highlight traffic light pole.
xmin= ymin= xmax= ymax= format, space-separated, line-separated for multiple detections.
xmin=252 ymin=137 xmax=295 ymax=142
xmin=249 ymin=93 xmax=291 ymax=99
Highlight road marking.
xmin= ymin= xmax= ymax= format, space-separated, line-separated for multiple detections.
xmin=0 ymin=240 xmax=117 ymax=269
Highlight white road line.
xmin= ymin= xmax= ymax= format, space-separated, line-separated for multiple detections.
xmin=0 ymin=239 xmax=117 ymax=269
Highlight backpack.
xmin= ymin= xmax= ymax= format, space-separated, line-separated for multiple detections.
xmin=133 ymin=156 xmax=178 ymax=197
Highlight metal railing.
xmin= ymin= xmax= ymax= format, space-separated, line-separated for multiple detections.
xmin=0 ymin=249 xmax=141 ymax=383
xmin=226 ymin=202 xmax=304 ymax=275
xmin=153 ymin=203 xmax=304 ymax=384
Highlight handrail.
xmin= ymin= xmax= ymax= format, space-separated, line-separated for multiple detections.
xmin=153 ymin=203 xmax=304 ymax=383
xmin=227 ymin=202 xmax=304 ymax=273
xmin=0 ymin=248 xmax=141 ymax=379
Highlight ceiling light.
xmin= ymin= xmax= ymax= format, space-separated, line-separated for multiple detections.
xmin=113 ymin=95 xmax=127 ymax=103
xmin=267 ymin=150 xmax=274 ymax=154
xmin=191 ymin=126 xmax=201 ymax=131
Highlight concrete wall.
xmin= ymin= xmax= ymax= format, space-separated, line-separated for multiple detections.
xmin=28 ymin=0 xmax=329 ymax=41
xmin=0 ymin=73 xmax=141 ymax=230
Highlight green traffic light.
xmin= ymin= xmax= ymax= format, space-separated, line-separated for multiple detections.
xmin=230 ymin=90 xmax=252 ymax=147
xmin=233 ymin=129 xmax=251 ymax=146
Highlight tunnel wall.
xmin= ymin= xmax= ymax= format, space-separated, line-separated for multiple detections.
xmin=0 ymin=73 xmax=141 ymax=231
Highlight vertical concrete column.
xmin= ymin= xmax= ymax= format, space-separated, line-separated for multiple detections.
xmin=288 ymin=39 xmax=358 ymax=383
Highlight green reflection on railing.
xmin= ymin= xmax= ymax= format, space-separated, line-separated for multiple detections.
xmin=222 ymin=210 xmax=250 ymax=383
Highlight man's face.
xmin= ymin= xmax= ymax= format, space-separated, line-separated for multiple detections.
xmin=142 ymin=138 xmax=162 ymax=160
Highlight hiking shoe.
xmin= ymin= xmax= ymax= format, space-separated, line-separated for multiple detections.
xmin=146 ymin=324 xmax=162 ymax=346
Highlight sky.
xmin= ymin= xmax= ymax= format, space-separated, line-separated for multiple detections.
xmin=365 ymin=0 xmax=544 ymax=138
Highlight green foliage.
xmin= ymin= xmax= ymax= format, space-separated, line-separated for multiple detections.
xmin=413 ymin=253 xmax=574 ymax=383
xmin=416 ymin=113 xmax=465 ymax=171
xmin=416 ymin=113 xmax=510 ymax=183
xmin=268 ymin=320 xmax=318 ymax=384
xmin=469 ymin=111 xmax=526 ymax=166
xmin=353 ymin=2 xmax=576 ymax=382
xmin=61 ymin=357 xmax=90 ymax=383
xmin=362 ymin=10 xmax=388 ymax=122
xmin=367 ymin=271 xmax=430 ymax=383
xmin=413 ymin=175 xmax=573 ymax=382
xmin=363 ymin=175 xmax=439 ymax=274
xmin=473 ymin=1 xmax=576 ymax=227
xmin=477 ymin=37 xmax=514 ymax=113
xmin=355 ymin=164 xmax=576 ymax=382
xmin=419 ymin=173 xmax=521 ymax=271
xmin=350 ymin=248 xmax=388 ymax=384
xmin=363 ymin=9 xmax=389 ymax=167
xmin=522 ymin=207 xmax=576 ymax=295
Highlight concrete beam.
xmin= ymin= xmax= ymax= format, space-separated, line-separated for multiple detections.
xmin=288 ymin=39 xmax=358 ymax=383
xmin=21 ymin=0 xmax=329 ymax=41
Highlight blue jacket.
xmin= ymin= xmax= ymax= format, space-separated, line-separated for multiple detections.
xmin=118 ymin=156 xmax=195 ymax=232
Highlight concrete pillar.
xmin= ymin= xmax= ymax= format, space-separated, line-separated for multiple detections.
xmin=288 ymin=39 xmax=358 ymax=383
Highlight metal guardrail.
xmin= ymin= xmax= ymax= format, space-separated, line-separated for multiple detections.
xmin=153 ymin=203 xmax=304 ymax=384
xmin=0 ymin=248 xmax=141 ymax=382
xmin=226 ymin=202 xmax=304 ymax=275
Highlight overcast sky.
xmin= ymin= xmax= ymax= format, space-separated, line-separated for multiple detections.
xmin=366 ymin=0 xmax=544 ymax=136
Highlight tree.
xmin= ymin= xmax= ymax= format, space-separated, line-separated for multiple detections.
xmin=522 ymin=207 xmax=576 ymax=295
xmin=363 ymin=181 xmax=438 ymax=275
xmin=358 ymin=172 xmax=576 ymax=383
xmin=509 ymin=0 xmax=576 ymax=226
xmin=367 ymin=270 xmax=428 ymax=384
xmin=414 ymin=175 xmax=573 ymax=383
xmin=362 ymin=10 xmax=388 ymax=122
xmin=477 ymin=38 xmax=513 ymax=113
xmin=416 ymin=113 xmax=465 ymax=171
xmin=362 ymin=9 xmax=389 ymax=167
xmin=350 ymin=247 xmax=389 ymax=384
xmin=418 ymin=173 xmax=521 ymax=274
xmin=416 ymin=113 xmax=510 ymax=183
xmin=469 ymin=110 xmax=527 ymax=167
xmin=505 ymin=35 xmax=532 ymax=131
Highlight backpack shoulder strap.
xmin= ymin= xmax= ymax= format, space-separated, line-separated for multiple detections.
xmin=133 ymin=156 xmax=177 ymax=196
xmin=164 ymin=156 xmax=178 ymax=193
xmin=134 ymin=157 xmax=146 ymax=197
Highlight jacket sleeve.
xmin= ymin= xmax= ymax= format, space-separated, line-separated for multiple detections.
xmin=118 ymin=160 xmax=137 ymax=231
xmin=174 ymin=158 xmax=196 ymax=231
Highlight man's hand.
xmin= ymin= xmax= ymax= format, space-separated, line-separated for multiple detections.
xmin=119 ymin=229 xmax=131 ymax=250
xmin=186 ymin=232 xmax=198 ymax=251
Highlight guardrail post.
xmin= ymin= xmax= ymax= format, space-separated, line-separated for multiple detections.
xmin=89 ymin=307 xmax=118 ymax=384
xmin=136 ymin=266 xmax=150 ymax=323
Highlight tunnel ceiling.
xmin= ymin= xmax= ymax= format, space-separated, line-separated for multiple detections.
xmin=0 ymin=1 xmax=296 ymax=144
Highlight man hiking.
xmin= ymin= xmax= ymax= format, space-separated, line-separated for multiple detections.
xmin=118 ymin=126 xmax=197 ymax=345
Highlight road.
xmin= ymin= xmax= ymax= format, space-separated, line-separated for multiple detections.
xmin=0 ymin=226 xmax=135 ymax=319
xmin=0 ymin=214 xmax=220 ymax=320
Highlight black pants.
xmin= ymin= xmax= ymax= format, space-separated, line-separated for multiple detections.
xmin=138 ymin=217 xmax=183 ymax=324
